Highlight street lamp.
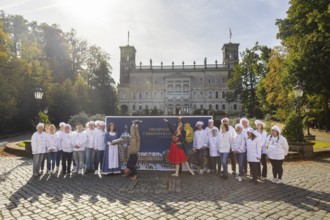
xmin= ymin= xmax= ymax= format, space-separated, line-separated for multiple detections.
xmin=305 ymin=105 xmax=311 ymax=135
xmin=43 ymin=108 xmax=48 ymax=114
xmin=34 ymin=87 xmax=43 ymax=122
xmin=293 ymin=81 xmax=304 ymax=117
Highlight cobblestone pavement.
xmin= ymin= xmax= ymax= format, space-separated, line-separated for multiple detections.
xmin=0 ymin=157 xmax=330 ymax=220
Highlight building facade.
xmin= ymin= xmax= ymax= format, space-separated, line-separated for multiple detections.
xmin=117 ymin=42 xmax=242 ymax=115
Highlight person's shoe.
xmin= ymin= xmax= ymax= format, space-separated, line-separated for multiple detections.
xmin=237 ymin=176 xmax=242 ymax=182
xmin=189 ymin=170 xmax=195 ymax=176
xmin=205 ymin=168 xmax=211 ymax=174
xmin=55 ymin=168 xmax=59 ymax=173
xmin=130 ymin=175 xmax=137 ymax=180
xmin=171 ymin=173 xmax=179 ymax=177
xmin=272 ymin=178 xmax=278 ymax=183
xmin=72 ymin=169 xmax=77 ymax=173
xmin=199 ymin=169 xmax=204 ymax=175
xmin=47 ymin=170 xmax=51 ymax=175
xmin=40 ymin=170 xmax=44 ymax=175
xmin=33 ymin=173 xmax=39 ymax=177
xmin=51 ymin=170 xmax=56 ymax=174
xmin=94 ymin=170 xmax=98 ymax=175
xmin=275 ymin=179 xmax=282 ymax=184
xmin=260 ymin=177 xmax=266 ymax=181
xmin=78 ymin=170 xmax=82 ymax=175
xmin=232 ymin=171 xmax=237 ymax=175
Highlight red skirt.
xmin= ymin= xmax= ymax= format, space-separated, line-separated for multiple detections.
xmin=167 ymin=143 xmax=187 ymax=164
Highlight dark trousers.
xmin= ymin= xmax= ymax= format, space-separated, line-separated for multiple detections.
xmin=62 ymin=152 xmax=73 ymax=174
xmin=249 ymin=162 xmax=259 ymax=182
xmin=230 ymin=150 xmax=236 ymax=173
xmin=269 ymin=159 xmax=284 ymax=179
xmin=195 ymin=148 xmax=206 ymax=170
xmin=56 ymin=150 xmax=62 ymax=168
xmin=244 ymin=156 xmax=248 ymax=175
xmin=209 ymin=156 xmax=220 ymax=172
xmin=258 ymin=154 xmax=267 ymax=178
xmin=127 ymin=154 xmax=138 ymax=176
xmin=94 ymin=150 xmax=104 ymax=171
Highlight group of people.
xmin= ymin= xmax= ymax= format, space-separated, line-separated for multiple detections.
xmin=31 ymin=116 xmax=289 ymax=185
xmin=31 ymin=120 xmax=141 ymax=180
xmin=165 ymin=117 xmax=289 ymax=185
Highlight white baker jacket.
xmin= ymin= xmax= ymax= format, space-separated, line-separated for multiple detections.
xmin=193 ymin=129 xmax=208 ymax=149
xmin=59 ymin=132 xmax=73 ymax=153
xmin=46 ymin=133 xmax=59 ymax=152
xmin=31 ymin=132 xmax=47 ymax=154
xmin=267 ymin=135 xmax=289 ymax=160
xmin=71 ymin=131 xmax=87 ymax=151
xmin=246 ymin=138 xmax=261 ymax=162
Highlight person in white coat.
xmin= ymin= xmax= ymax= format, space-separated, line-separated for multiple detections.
xmin=84 ymin=121 xmax=96 ymax=174
xmin=72 ymin=123 xmax=88 ymax=175
xmin=221 ymin=118 xmax=236 ymax=175
xmin=207 ymin=127 xmax=220 ymax=173
xmin=59 ymin=124 xmax=73 ymax=175
xmin=94 ymin=121 xmax=106 ymax=174
xmin=31 ymin=123 xmax=47 ymax=177
xmin=193 ymin=121 xmax=208 ymax=174
xmin=255 ymin=120 xmax=268 ymax=180
xmin=240 ymin=117 xmax=250 ymax=175
xmin=205 ymin=119 xmax=218 ymax=172
xmin=267 ymin=126 xmax=289 ymax=184
xmin=45 ymin=124 xmax=59 ymax=175
xmin=55 ymin=122 xmax=66 ymax=172
xmin=231 ymin=124 xmax=247 ymax=182
xmin=218 ymin=124 xmax=232 ymax=180
xmin=246 ymin=128 xmax=261 ymax=185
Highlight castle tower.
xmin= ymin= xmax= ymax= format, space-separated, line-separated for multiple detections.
xmin=222 ymin=43 xmax=239 ymax=69
xmin=119 ymin=45 xmax=136 ymax=84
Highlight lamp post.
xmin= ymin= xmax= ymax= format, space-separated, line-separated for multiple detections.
xmin=293 ymin=81 xmax=304 ymax=118
xmin=34 ymin=87 xmax=44 ymax=122
xmin=305 ymin=105 xmax=311 ymax=136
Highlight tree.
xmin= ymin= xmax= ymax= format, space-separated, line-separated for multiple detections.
xmin=228 ymin=42 xmax=270 ymax=118
xmin=257 ymin=46 xmax=294 ymax=121
xmin=276 ymin=0 xmax=330 ymax=129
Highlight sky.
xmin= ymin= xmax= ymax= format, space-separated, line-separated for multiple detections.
xmin=1 ymin=0 xmax=290 ymax=83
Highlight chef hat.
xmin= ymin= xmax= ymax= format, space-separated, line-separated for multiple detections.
xmin=89 ymin=121 xmax=95 ymax=125
xmin=94 ymin=120 xmax=100 ymax=126
xmin=208 ymin=119 xmax=214 ymax=123
xmin=235 ymin=124 xmax=243 ymax=129
xmin=221 ymin=118 xmax=229 ymax=124
xmin=255 ymin=120 xmax=265 ymax=127
xmin=240 ymin=117 xmax=249 ymax=125
xmin=247 ymin=127 xmax=259 ymax=137
xmin=59 ymin=122 xmax=66 ymax=127
xmin=271 ymin=126 xmax=281 ymax=135
xmin=65 ymin=124 xmax=71 ymax=129
xmin=195 ymin=121 xmax=204 ymax=127
xmin=85 ymin=122 xmax=90 ymax=127
xmin=36 ymin=123 xmax=44 ymax=129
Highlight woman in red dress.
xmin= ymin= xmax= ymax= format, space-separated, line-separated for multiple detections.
xmin=164 ymin=117 xmax=194 ymax=177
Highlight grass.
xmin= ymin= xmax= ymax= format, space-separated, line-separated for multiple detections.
xmin=17 ymin=141 xmax=26 ymax=148
xmin=311 ymin=140 xmax=330 ymax=150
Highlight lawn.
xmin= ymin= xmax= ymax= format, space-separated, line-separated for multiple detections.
xmin=17 ymin=141 xmax=26 ymax=148
xmin=312 ymin=140 xmax=330 ymax=150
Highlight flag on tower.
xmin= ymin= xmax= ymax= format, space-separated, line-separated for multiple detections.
xmin=229 ymin=28 xmax=232 ymax=42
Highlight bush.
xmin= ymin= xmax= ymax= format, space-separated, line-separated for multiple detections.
xmin=282 ymin=112 xmax=304 ymax=142
xmin=90 ymin=114 xmax=106 ymax=122
xmin=68 ymin=112 xmax=90 ymax=127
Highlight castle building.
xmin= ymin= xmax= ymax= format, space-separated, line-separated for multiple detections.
xmin=117 ymin=42 xmax=242 ymax=115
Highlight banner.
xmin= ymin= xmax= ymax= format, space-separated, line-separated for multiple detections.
xmin=105 ymin=116 xmax=212 ymax=170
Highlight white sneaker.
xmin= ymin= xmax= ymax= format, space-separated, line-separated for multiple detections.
xmin=55 ymin=168 xmax=59 ymax=173
xmin=94 ymin=170 xmax=98 ymax=175
xmin=272 ymin=178 xmax=278 ymax=183
xmin=275 ymin=179 xmax=282 ymax=184
xmin=51 ymin=170 xmax=56 ymax=174
xmin=204 ymin=168 xmax=211 ymax=173
xmin=199 ymin=169 xmax=204 ymax=174
xmin=237 ymin=176 xmax=242 ymax=182
xmin=261 ymin=177 xmax=266 ymax=181
xmin=72 ymin=168 xmax=77 ymax=173
xmin=235 ymin=176 xmax=240 ymax=179
xmin=78 ymin=170 xmax=82 ymax=175
xmin=47 ymin=170 xmax=51 ymax=175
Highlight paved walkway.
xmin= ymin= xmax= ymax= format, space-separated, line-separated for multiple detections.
xmin=0 ymin=156 xmax=329 ymax=220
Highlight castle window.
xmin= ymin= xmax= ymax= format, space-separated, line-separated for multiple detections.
xmin=215 ymin=91 xmax=219 ymax=99
xmin=208 ymin=91 xmax=212 ymax=99
xmin=234 ymin=104 xmax=237 ymax=110
xmin=133 ymin=92 xmax=136 ymax=99
xmin=133 ymin=105 xmax=136 ymax=110
xmin=139 ymin=92 xmax=142 ymax=99
xmin=222 ymin=104 xmax=226 ymax=110
xmin=200 ymin=104 xmax=203 ymax=109
xmin=209 ymin=104 xmax=212 ymax=110
xmin=126 ymin=56 xmax=130 ymax=61
xmin=222 ymin=91 xmax=226 ymax=99
xmin=216 ymin=104 xmax=219 ymax=110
